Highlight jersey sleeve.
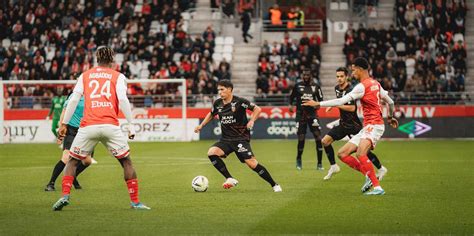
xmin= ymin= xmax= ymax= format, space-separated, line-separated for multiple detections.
xmin=380 ymin=87 xmax=394 ymax=104
xmin=63 ymin=94 xmax=72 ymax=107
xmin=320 ymin=83 xmax=364 ymax=107
xmin=116 ymin=74 xmax=128 ymax=100
xmin=240 ymin=97 xmax=255 ymax=111
xmin=211 ymin=99 xmax=220 ymax=116
xmin=73 ymin=74 xmax=84 ymax=95
xmin=315 ymin=85 xmax=323 ymax=101
xmin=289 ymin=85 xmax=297 ymax=105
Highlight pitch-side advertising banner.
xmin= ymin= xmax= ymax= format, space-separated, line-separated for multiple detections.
xmin=3 ymin=119 xmax=199 ymax=143
xmin=199 ymin=118 xmax=474 ymax=140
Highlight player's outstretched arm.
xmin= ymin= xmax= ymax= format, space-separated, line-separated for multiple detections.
xmin=381 ymin=89 xmax=398 ymax=128
xmin=194 ymin=112 xmax=213 ymax=133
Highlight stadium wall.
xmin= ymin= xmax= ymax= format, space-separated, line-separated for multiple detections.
xmin=3 ymin=105 xmax=474 ymax=143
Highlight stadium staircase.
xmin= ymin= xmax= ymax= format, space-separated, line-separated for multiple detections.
xmin=367 ymin=0 xmax=395 ymax=28
xmin=319 ymin=43 xmax=346 ymax=100
xmin=465 ymin=0 xmax=474 ymax=92
xmin=231 ymin=43 xmax=260 ymax=97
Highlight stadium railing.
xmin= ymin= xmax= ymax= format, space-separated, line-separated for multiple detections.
xmin=261 ymin=19 xmax=323 ymax=33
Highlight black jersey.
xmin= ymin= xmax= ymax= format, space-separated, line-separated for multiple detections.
xmin=335 ymin=84 xmax=362 ymax=129
xmin=289 ymin=81 xmax=323 ymax=120
xmin=211 ymin=96 xmax=255 ymax=142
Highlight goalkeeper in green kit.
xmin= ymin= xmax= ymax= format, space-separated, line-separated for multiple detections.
xmin=46 ymin=95 xmax=67 ymax=137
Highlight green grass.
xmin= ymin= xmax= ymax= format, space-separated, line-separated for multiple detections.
xmin=0 ymin=140 xmax=473 ymax=234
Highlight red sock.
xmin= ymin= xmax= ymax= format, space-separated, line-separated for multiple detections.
xmin=62 ymin=175 xmax=74 ymax=196
xmin=340 ymin=156 xmax=362 ymax=173
xmin=126 ymin=179 xmax=140 ymax=204
xmin=358 ymin=155 xmax=380 ymax=187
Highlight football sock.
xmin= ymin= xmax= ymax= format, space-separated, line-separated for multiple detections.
xmin=62 ymin=175 xmax=74 ymax=196
xmin=297 ymin=140 xmax=305 ymax=161
xmin=324 ymin=145 xmax=336 ymax=165
xmin=208 ymin=155 xmax=232 ymax=179
xmin=75 ymin=161 xmax=89 ymax=177
xmin=340 ymin=155 xmax=362 ymax=172
xmin=358 ymin=155 xmax=380 ymax=187
xmin=126 ymin=179 xmax=140 ymax=204
xmin=367 ymin=151 xmax=382 ymax=169
xmin=252 ymin=164 xmax=276 ymax=187
xmin=49 ymin=160 xmax=66 ymax=184
xmin=316 ymin=140 xmax=323 ymax=164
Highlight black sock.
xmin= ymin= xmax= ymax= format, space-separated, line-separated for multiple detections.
xmin=367 ymin=151 xmax=382 ymax=169
xmin=324 ymin=144 xmax=336 ymax=165
xmin=252 ymin=164 xmax=276 ymax=187
xmin=297 ymin=139 xmax=305 ymax=161
xmin=316 ymin=140 xmax=323 ymax=164
xmin=75 ymin=162 xmax=89 ymax=177
xmin=48 ymin=160 xmax=66 ymax=184
xmin=208 ymin=155 xmax=232 ymax=179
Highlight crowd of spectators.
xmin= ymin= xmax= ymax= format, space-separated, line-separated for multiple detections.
xmin=0 ymin=0 xmax=233 ymax=108
xmin=343 ymin=0 xmax=467 ymax=97
xmin=256 ymin=32 xmax=322 ymax=95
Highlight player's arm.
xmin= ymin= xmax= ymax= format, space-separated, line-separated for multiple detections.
xmin=195 ymin=112 xmax=214 ymax=133
xmin=288 ymin=85 xmax=297 ymax=113
xmin=336 ymin=105 xmax=356 ymax=112
xmin=381 ymin=88 xmax=398 ymax=128
xmin=60 ymin=76 xmax=84 ymax=138
xmin=303 ymin=84 xmax=364 ymax=108
xmin=117 ymin=74 xmax=135 ymax=139
xmin=247 ymin=103 xmax=261 ymax=130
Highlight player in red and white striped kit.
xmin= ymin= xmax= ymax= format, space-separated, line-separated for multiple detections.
xmin=52 ymin=46 xmax=150 ymax=210
xmin=303 ymin=57 xmax=398 ymax=195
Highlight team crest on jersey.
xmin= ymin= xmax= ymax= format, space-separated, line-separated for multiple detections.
xmin=73 ymin=147 xmax=81 ymax=155
xmin=231 ymin=102 xmax=237 ymax=112
xmin=311 ymin=86 xmax=316 ymax=92
xmin=312 ymin=119 xmax=320 ymax=127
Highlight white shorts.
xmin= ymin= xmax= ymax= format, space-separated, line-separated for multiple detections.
xmin=69 ymin=124 xmax=130 ymax=160
xmin=349 ymin=124 xmax=385 ymax=148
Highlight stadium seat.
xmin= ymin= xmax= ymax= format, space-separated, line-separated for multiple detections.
xmin=340 ymin=1 xmax=349 ymax=10
xmin=137 ymin=0 xmax=143 ymax=4
xmin=116 ymin=53 xmax=124 ymax=64
xmin=215 ymin=37 xmax=224 ymax=45
xmin=212 ymin=53 xmax=223 ymax=62
xmin=21 ymin=38 xmax=29 ymax=46
xmin=222 ymin=53 xmax=232 ymax=62
xmin=223 ymin=45 xmax=233 ymax=53
xmin=330 ymin=2 xmax=339 ymax=10
xmin=140 ymin=69 xmax=150 ymax=79
xmin=454 ymin=33 xmax=464 ymax=43
xmin=2 ymin=38 xmax=11 ymax=48
xmin=212 ymin=12 xmax=221 ymax=20
xmin=142 ymin=61 xmax=150 ymax=69
xmin=181 ymin=12 xmax=191 ymax=20
xmin=224 ymin=37 xmax=234 ymax=45
xmin=214 ymin=45 xmax=224 ymax=53
xmin=62 ymin=30 xmax=70 ymax=38
xmin=173 ymin=52 xmax=182 ymax=62
xmin=134 ymin=5 xmax=143 ymax=13
xmin=396 ymin=42 xmax=406 ymax=53
xmin=19 ymin=97 xmax=34 ymax=109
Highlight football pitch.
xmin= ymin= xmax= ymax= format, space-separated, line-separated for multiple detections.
xmin=0 ymin=140 xmax=472 ymax=234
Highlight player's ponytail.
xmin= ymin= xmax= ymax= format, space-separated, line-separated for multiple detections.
xmin=96 ymin=46 xmax=115 ymax=65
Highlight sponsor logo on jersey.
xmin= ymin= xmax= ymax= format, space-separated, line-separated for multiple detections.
xmin=91 ymin=101 xmax=113 ymax=108
xmin=221 ymin=115 xmax=236 ymax=124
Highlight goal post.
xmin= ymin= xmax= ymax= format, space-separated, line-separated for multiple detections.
xmin=0 ymin=78 xmax=192 ymax=144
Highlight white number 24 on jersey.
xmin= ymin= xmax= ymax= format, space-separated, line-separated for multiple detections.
xmin=89 ymin=80 xmax=111 ymax=99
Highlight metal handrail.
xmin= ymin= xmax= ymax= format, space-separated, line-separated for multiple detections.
xmin=261 ymin=19 xmax=323 ymax=32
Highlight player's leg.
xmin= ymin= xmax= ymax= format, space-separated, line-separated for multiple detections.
xmin=337 ymin=141 xmax=361 ymax=173
xmin=51 ymin=118 xmax=59 ymax=137
xmin=208 ymin=142 xmax=235 ymax=183
xmin=309 ymin=119 xmax=324 ymax=170
xmin=321 ymin=134 xmax=340 ymax=180
xmin=295 ymin=121 xmax=306 ymax=170
xmin=366 ymin=151 xmax=388 ymax=179
xmin=45 ymin=150 xmax=69 ymax=191
xmin=104 ymin=125 xmax=150 ymax=209
xmin=237 ymin=142 xmax=281 ymax=192
xmin=356 ymin=125 xmax=385 ymax=195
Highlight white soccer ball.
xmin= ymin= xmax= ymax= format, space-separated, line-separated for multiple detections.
xmin=191 ymin=176 xmax=209 ymax=192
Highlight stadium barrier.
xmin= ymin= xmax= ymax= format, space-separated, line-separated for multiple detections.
xmin=3 ymin=105 xmax=473 ymax=143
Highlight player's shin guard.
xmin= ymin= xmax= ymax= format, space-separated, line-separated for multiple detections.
xmin=358 ymin=155 xmax=380 ymax=187
xmin=208 ymin=155 xmax=232 ymax=179
xmin=126 ymin=179 xmax=140 ymax=204
xmin=340 ymin=156 xmax=362 ymax=172
xmin=367 ymin=151 xmax=382 ymax=169
xmin=253 ymin=164 xmax=277 ymax=187
xmin=324 ymin=145 xmax=336 ymax=165
xmin=316 ymin=140 xmax=323 ymax=164
xmin=61 ymin=175 xmax=74 ymax=196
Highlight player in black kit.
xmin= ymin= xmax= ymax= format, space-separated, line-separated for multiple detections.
xmin=289 ymin=68 xmax=331 ymax=171
xmin=321 ymin=67 xmax=388 ymax=183
xmin=194 ymin=80 xmax=282 ymax=192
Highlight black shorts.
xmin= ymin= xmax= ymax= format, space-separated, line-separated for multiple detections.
xmin=63 ymin=125 xmax=79 ymax=150
xmin=327 ymin=125 xmax=361 ymax=141
xmin=296 ymin=118 xmax=321 ymax=135
xmin=212 ymin=140 xmax=254 ymax=163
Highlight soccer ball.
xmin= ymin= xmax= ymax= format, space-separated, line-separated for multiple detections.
xmin=191 ymin=176 xmax=209 ymax=192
